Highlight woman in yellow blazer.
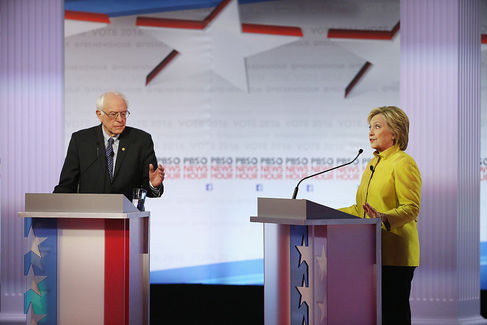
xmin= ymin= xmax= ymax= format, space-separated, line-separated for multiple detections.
xmin=340 ymin=106 xmax=421 ymax=325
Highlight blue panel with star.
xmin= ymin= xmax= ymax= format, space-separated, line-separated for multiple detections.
xmin=290 ymin=225 xmax=309 ymax=325
xmin=24 ymin=218 xmax=58 ymax=325
xmin=24 ymin=217 xmax=32 ymax=237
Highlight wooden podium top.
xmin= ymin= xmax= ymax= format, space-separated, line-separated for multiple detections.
xmin=18 ymin=193 xmax=149 ymax=219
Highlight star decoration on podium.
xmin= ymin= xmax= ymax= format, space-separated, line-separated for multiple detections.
xmin=26 ymin=226 xmax=47 ymax=258
xmin=137 ymin=0 xmax=302 ymax=90
xmin=317 ymin=301 xmax=326 ymax=322
xmin=26 ymin=266 xmax=47 ymax=296
xmin=315 ymin=244 xmax=327 ymax=280
xmin=25 ymin=303 xmax=46 ymax=325
xmin=296 ymin=276 xmax=311 ymax=309
xmin=296 ymin=236 xmax=311 ymax=267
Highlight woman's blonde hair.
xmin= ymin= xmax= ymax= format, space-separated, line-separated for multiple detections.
xmin=367 ymin=106 xmax=409 ymax=151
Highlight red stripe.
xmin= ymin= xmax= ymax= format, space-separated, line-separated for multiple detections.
xmin=105 ymin=219 xmax=129 ymax=325
xmin=482 ymin=34 xmax=487 ymax=44
xmin=146 ymin=50 xmax=179 ymax=86
xmin=328 ymin=21 xmax=400 ymax=40
xmin=328 ymin=29 xmax=392 ymax=40
xmin=242 ymin=23 xmax=303 ymax=37
xmin=203 ymin=0 xmax=231 ymax=25
xmin=136 ymin=0 xmax=230 ymax=30
xmin=65 ymin=10 xmax=110 ymax=23
xmin=124 ymin=221 xmax=130 ymax=324
xmin=345 ymin=62 xmax=372 ymax=98
xmin=391 ymin=22 xmax=400 ymax=37
xmin=136 ymin=17 xmax=205 ymax=29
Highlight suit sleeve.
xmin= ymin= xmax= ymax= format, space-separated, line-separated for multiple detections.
xmin=53 ymin=134 xmax=80 ymax=193
xmin=142 ymin=134 xmax=163 ymax=198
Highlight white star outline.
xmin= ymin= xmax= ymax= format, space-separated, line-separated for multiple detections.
xmin=329 ymin=30 xmax=399 ymax=98
xmin=315 ymin=242 xmax=327 ymax=281
xmin=296 ymin=234 xmax=329 ymax=323
xmin=295 ymin=235 xmax=311 ymax=324
xmin=315 ymin=242 xmax=327 ymax=322
xmin=26 ymin=265 xmax=47 ymax=296
xmin=25 ymin=303 xmax=46 ymax=325
xmin=317 ymin=301 xmax=326 ymax=322
xmin=296 ymin=275 xmax=312 ymax=311
xmin=25 ymin=226 xmax=47 ymax=258
xmin=65 ymin=20 xmax=109 ymax=38
xmin=139 ymin=0 xmax=301 ymax=91
xmin=296 ymin=236 xmax=311 ymax=268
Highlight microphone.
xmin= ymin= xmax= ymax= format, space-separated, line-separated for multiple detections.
xmin=81 ymin=142 xmax=101 ymax=173
xmin=291 ymin=149 xmax=363 ymax=199
xmin=370 ymin=165 xmax=374 ymax=173
xmin=110 ymin=151 xmax=114 ymax=158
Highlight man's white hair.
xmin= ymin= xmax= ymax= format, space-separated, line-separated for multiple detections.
xmin=96 ymin=91 xmax=128 ymax=110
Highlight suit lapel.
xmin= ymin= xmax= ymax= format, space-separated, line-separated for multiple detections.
xmin=94 ymin=125 xmax=110 ymax=191
xmin=95 ymin=124 xmax=105 ymax=155
xmin=113 ymin=128 xmax=130 ymax=179
xmin=95 ymin=125 xmax=106 ymax=169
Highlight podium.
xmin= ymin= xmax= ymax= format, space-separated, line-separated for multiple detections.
xmin=251 ymin=198 xmax=381 ymax=325
xmin=18 ymin=193 xmax=150 ymax=325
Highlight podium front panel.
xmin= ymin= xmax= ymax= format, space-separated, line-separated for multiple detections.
xmin=58 ymin=219 xmax=105 ymax=324
xmin=23 ymin=215 xmax=149 ymax=325
xmin=262 ymin=222 xmax=380 ymax=325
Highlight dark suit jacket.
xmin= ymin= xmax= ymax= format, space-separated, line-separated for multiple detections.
xmin=54 ymin=124 xmax=163 ymax=200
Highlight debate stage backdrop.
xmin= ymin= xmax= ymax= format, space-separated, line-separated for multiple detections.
xmin=63 ymin=0 xmax=487 ymax=286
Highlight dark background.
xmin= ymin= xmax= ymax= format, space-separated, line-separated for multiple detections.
xmin=151 ymin=285 xmax=487 ymax=323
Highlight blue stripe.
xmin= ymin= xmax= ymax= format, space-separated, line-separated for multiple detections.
xmin=150 ymin=259 xmax=263 ymax=285
xmin=65 ymin=0 xmax=274 ymax=17
xmin=290 ymin=225 xmax=309 ymax=325
xmin=24 ymin=219 xmax=57 ymax=325
xmin=480 ymin=242 xmax=487 ymax=289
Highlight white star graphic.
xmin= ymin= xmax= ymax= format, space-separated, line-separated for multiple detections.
xmin=25 ymin=303 xmax=46 ymax=325
xmin=329 ymin=34 xmax=399 ymax=98
xmin=26 ymin=265 xmax=47 ymax=296
xmin=140 ymin=0 xmax=300 ymax=91
xmin=296 ymin=276 xmax=312 ymax=310
xmin=65 ymin=20 xmax=109 ymax=38
xmin=26 ymin=226 xmax=47 ymax=258
xmin=315 ymin=243 xmax=327 ymax=281
xmin=296 ymin=236 xmax=311 ymax=267
xmin=317 ymin=301 xmax=326 ymax=322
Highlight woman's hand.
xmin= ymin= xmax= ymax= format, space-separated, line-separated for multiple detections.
xmin=363 ymin=202 xmax=387 ymax=222
xmin=363 ymin=202 xmax=391 ymax=230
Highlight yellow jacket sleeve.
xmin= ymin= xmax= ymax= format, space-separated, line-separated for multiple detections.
xmin=338 ymin=204 xmax=360 ymax=217
xmin=383 ymin=156 xmax=421 ymax=229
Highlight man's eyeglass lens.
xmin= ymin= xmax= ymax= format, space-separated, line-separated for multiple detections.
xmin=104 ymin=111 xmax=130 ymax=119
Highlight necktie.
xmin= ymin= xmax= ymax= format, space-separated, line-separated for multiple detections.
xmin=106 ymin=137 xmax=114 ymax=182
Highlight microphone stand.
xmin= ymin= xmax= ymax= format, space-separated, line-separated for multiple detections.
xmin=292 ymin=149 xmax=363 ymax=199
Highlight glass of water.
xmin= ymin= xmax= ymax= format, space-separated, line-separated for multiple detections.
xmin=132 ymin=188 xmax=147 ymax=211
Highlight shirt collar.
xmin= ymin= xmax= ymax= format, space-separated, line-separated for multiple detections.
xmin=373 ymin=144 xmax=400 ymax=160
xmin=101 ymin=126 xmax=120 ymax=142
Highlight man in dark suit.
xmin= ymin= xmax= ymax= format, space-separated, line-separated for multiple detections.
xmin=54 ymin=91 xmax=164 ymax=200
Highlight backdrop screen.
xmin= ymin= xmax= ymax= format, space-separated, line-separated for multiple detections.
xmin=64 ymin=0 xmax=487 ymax=285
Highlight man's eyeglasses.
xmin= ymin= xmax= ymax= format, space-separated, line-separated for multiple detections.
xmin=101 ymin=110 xmax=130 ymax=119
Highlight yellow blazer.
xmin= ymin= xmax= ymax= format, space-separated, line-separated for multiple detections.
xmin=339 ymin=145 xmax=421 ymax=266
